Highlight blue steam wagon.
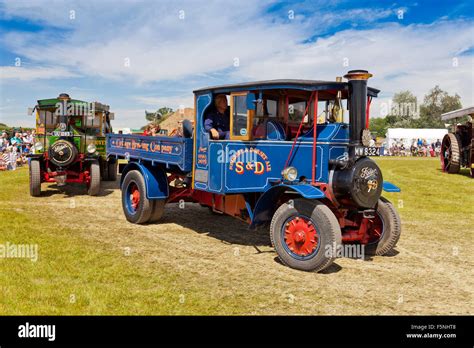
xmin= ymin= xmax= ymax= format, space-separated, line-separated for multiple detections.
xmin=107 ymin=70 xmax=401 ymax=272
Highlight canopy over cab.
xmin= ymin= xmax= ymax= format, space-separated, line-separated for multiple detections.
xmin=193 ymin=79 xmax=380 ymax=142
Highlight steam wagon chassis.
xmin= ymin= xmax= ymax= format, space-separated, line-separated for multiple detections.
xmin=107 ymin=70 xmax=402 ymax=272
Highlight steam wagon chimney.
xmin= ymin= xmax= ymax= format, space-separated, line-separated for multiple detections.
xmin=344 ymin=70 xmax=372 ymax=151
xmin=58 ymin=93 xmax=71 ymax=128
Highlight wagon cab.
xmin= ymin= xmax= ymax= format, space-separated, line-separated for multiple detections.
xmin=107 ymin=70 xmax=402 ymax=272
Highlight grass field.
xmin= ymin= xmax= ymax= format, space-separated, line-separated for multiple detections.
xmin=0 ymin=158 xmax=472 ymax=315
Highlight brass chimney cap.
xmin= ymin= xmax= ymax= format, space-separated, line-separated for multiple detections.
xmin=344 ymin=70 xmax=373 ymax=80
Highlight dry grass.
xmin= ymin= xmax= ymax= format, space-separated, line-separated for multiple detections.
xmin=0 ymin=157 xmax=472 ymax=315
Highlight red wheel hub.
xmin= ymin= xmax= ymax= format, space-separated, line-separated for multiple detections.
xmin=130 ymin=184 xmax=140 ymax=211
xmin=284 ymin=216 xmax=318 ymax=256
xmin=366 ymin=215 xmax=383 ymax=243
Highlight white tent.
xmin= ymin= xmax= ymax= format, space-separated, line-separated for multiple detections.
xmin=385 ymin=128 xmax=448 ymax=148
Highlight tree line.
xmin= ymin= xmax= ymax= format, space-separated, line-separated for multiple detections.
xmin=370 ymin=86 xmax=462 ymax=137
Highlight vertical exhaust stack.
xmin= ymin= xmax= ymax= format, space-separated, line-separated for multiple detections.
xmin=58 ymin=93 xmax=71 ymax=129
xmin=344 ymin=70 xmax=372 ymax=153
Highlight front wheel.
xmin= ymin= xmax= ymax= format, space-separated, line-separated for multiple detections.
xmin=29 ymin=160 xmax=41 ymax=197
xmin=121 ymin=170 xmax=153 ymax=224
xmin=87 ymin=161 xmax=101 ymax=196
xmin=270 ymin=199 xmax=342 ymax=272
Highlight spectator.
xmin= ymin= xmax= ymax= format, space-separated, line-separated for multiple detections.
xmin=0 ymin=150 xmax=7 ymax=171
xmin=149 ymin=124 xmax=160 ymax=136
xmin=10 ymin=132 xmax=23 ymax=153
xmin=429 ymin=146 xmax=435 ymax=157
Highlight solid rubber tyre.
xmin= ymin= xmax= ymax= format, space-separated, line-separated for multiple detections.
xmin=107 ymin=160 xmax=118 ymax=181
xmin=29 ymin=160 xmax=41 ymax=197
xmin=270 ymin=199 xmax=342 ymax=272
xmin=365 ymin=197 xmax=402 ymax=256
xmin=121 ymin=170 xmax=153 ymax=224
xmin=87 ymin=160 xmax=101 ymax=196
xmin=148 ymin=199 xmax=166 ymax=223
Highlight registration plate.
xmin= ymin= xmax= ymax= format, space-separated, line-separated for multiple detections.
xmin=355 ymin=146 xmax=381 ymax=156
xmin=51 ymin=131 xmax=73 ymax=137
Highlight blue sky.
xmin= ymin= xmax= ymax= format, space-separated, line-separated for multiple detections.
xmin=0 ymin=0 xmax=473 ymax=128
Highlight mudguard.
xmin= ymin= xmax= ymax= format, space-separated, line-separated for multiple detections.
xmin=250 ymin=184 xmax=325 ymax=229
xmin=382 ymin=181 xmax=401 ymax=192
xmin=120 ymin=161 xmax=169 ymax=199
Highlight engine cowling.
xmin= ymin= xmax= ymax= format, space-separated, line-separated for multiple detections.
xmin=48 ymin=139 xmax=78 ymax=167
xmin=331 ymin=157 xmax=383 ymax=209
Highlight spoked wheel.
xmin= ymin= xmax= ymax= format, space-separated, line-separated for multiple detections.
xmin=364 ymin=198 xmax=402 ymax=256
xmin=283 ymin=216 xmax=319 ymax=258
xmin=270 ymin=199 xmax=341 ymax=272
xmin=122 ymin=170 xmax=153 ymax=224
xmin=441 ymin=133 xmax=461 ymax=174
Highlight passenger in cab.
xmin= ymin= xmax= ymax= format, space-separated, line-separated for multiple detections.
xmin=204 ymin=94 xmax=230 ymax=140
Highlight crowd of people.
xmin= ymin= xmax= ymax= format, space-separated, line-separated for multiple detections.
xmin=386 ymin=138 xmax=442 ymax=157
xmin=0 ymin=129 xmax=34 ymax=171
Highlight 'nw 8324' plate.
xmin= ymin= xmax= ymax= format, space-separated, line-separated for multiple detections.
xmin=355 ymin=146 xmax=381 ymax=156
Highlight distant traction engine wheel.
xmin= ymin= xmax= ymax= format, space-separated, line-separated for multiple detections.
xmin=441 ymin=133 xmax=461 ymax=174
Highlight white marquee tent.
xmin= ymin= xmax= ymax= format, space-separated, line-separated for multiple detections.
xmin=385 ymin=128 xmax=448 ymax=148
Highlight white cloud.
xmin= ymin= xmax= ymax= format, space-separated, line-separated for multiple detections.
xmin=133 ymin=95 xmax=193 ymax=108
xmin=0 ymin=66 xmax=79 ymax=81
xmin=0 ymin=0 xmax=473 ymax=128
xmin=110 ymin=108 xmax=148 ymax=129
xmin=232 ymin=20 xmax=474 ymax=113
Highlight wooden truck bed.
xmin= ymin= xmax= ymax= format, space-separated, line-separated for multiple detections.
xmin=106 ymin=134 xmax=193 ymax=172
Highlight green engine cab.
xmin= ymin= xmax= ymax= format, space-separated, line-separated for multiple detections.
xmin=27 ymin=93 xmax=117 ymax=197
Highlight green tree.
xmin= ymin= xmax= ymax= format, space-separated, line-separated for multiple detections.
xmin=418 ymin=86 xmax=462 ymax=128
xmin=369 ymin=117 xmax=389 ymax=137
xmin=145 ymin=107 xmax=174 ymax=124
xmin=387 ymin=90 xmax=418 ymax=128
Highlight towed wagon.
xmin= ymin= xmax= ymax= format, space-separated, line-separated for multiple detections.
xmin=107 ymin=70 xmax=402 ymax=272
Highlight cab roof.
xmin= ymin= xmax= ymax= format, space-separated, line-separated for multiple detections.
xmin=36 ymin=98 xmax=110 ymax=112
xmin=37 ymin=98 xmax=87 ymax=108
xmin=193 ymin=79 xmax=380 ymax=97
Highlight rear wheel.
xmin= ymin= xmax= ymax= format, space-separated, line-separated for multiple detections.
xmin=29 ymin=160 xmax=41 ymax=197
xmin=270 ymin=199 xmax=341 ymax=272
xmin=107 ymin=160 xmax=118 ymax=181
xmin=365 ymin=198 xmax=402 ymax=256
xmin=441 ymin=133 xmax=461 ymax=174
xmin=122 ymin=170 xmax=153 ymax=224
xmin=87 ymin=161 xmax=101 ymax=196
xmin=149 ymin=199 xmax=166 ymax=223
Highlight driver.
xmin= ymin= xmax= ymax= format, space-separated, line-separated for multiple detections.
xmin=204 ymin=94 xmax=230 ymax=140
